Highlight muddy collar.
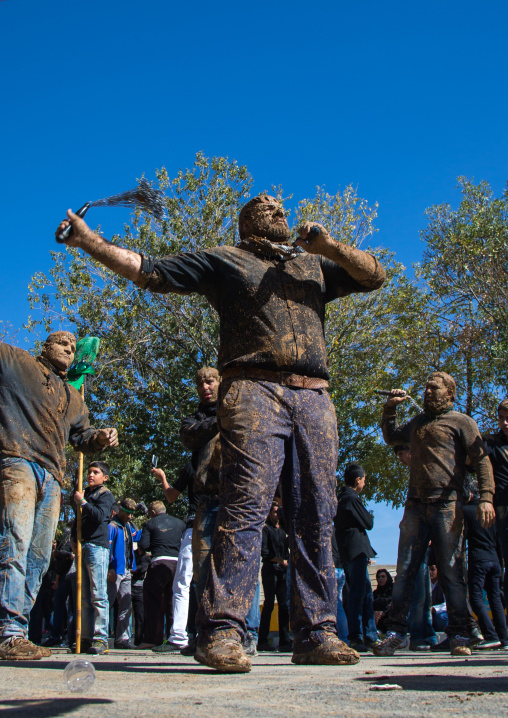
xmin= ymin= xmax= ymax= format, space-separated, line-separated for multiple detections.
xmin=237 ymin=236 xmax=305 ymax=262
xmin=36 ymin=355 xmax=68 ymax=381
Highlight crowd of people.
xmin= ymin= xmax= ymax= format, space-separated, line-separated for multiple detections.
xmin=0 ymin=193 xmax=506 ymax=675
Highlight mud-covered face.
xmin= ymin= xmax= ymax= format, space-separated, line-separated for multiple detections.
xmin=41 ymin=332 xmax=76 ymax=371
xmin=241 ymin=197 xmax=290 ymax=244
xmin=423 ymin=377 xmax=453 ymax=414
xmin=196 ymin=372 xmax=220 ymax=405
xmin=498 ymin=409 xmax=508 ymax=438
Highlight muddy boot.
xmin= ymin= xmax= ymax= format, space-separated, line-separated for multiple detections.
xmin=292 ymin=633 xmax=360 ymax=666
xmin=195 ymin=635 xmax=251 ymax=673
xmin=0 ymin=637 xmax=44 ymax=660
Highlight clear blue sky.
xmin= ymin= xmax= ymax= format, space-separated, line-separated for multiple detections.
xmin=1 ymin=0 xmax=507 ymax=561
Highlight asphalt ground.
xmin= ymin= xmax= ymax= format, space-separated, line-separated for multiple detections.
xmin=1 ymin=646 xmax=508 ymax=718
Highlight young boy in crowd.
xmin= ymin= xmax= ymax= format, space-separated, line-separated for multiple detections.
xmin=72 ymin=461 xmax=115 ymax=654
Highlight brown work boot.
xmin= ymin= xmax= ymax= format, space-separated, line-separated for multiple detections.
xmin=0 ymin=637 xmax=44 ymax=660
xmin=450 ymin=636 xmax=472 ymax=657
xmin=292 ymin=633 xmax=360 ymax=666
xmin=195 ymin=636 xmax=251 ymax=673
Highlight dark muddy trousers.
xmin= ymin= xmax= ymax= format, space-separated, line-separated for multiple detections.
xmin=386 ymin=499 xmax=469 ymax=637
xmin=196 ymin=379 xmax=338 ymax=651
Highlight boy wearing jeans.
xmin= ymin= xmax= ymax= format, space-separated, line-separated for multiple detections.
xmin=72 ymin=461 xmax=115 ymax=654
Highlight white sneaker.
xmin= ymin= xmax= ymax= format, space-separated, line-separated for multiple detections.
xmin=372 ymin=632 xmax=409 ymax=656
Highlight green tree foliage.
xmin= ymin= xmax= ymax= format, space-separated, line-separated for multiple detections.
xmin=418 ymin=177 xmax=508 ymax=429
xmin=30 ymin=155 xmax=492 ymax=512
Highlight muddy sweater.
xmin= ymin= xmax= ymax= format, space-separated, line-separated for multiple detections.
xmin=136 ymin=246 xmax=385 ymax=380
xmin=0 ymin=343 xmax=105 ymax=484
xmin=382 ymin=407 xmax=494 ymax=502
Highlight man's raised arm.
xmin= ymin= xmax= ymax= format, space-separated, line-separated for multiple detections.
xmin=296 ymin=222 xmax=386 ymax=289
xmin=55 ymin=210 xmax=142 ymax=282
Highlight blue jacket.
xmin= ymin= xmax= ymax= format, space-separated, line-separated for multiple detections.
xmin=108 ymin=519 xmax=142 ymax=574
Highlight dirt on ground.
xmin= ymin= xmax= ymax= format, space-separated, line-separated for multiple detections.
xmin=1 ymin=646 xmax=508 ymax=717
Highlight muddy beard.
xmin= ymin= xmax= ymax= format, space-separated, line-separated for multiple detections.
xmin=424 ymin=396 xmax=453 ymax=415
xmin=263 ymin=222 xmax=291 ymax=244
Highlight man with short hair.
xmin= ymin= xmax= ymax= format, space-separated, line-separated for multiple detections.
xmin=484 ymin=398 xmax=508 ymax=598
xmin=57 ymin=192 xmax=385 ymax=672
xmin=108 ymin=497 xmax=142 ymax=649
xmin=374 ymin=372 xmax=495 ymax=657
xmin=335 ymin=464 xmax=378 ymax=652
xmin=0 ymin=333 xmax=118 ymax=660
xmin=137 ymin=501 xmax=186 ymax=648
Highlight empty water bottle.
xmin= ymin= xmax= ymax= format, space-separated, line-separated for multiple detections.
xmin=64 ymin=659 xmax=96 ymax=692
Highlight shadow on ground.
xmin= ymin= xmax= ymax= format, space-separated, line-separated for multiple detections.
xmin=0 ymin=659 xmax=209 ymax=675
xmin=357 ymin=674 xmax=508 ymax=692
xmin=0 ymin=698 xmax=113 ymax=718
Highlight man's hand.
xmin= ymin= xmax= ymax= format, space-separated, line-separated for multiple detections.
xmin=477 ymin=500 xmax=496 ymax=529
xmin=74 ymin=491 xmax=84 ymax=504
xmin=151 ymin=467 xmax=167 ymax=484
xmin=107 ymin=569 xmax=117 ymax=584
xmin=384 ymin=389 xmax=408 ymax=409
xmin=55 ymin=210 xmax=99 ymax=249
xmin=295 ymin=223 xmax=336 ymax=256
xmin=96 ymin=428 xmax=119 ymax=448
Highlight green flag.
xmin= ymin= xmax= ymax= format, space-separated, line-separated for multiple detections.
xmin=67 ymin=336 xmax=101 ymax=390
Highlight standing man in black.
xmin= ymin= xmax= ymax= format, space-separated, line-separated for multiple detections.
xmin=484 ymin=398 xmax=508 ymax=599
xmin=137 ymin=501 xmax=186 ymax=648
xmin=258 ymin=502 xmax=291 ymax=651
xmin=335 ymin=464 xmax=378 ymax=652
xmin=56 ymin=193 xmax=385 ymax=672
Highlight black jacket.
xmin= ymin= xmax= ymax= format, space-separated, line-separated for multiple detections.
xmin=71 ymin=483 xmax=115 ymax=549
xmin=484 ymin=430 xmax=508 ymax=507
xmin=180 ymin=403 xmax=220 ymax=496
xmin=335 ymin=486 xmax=376 ymax=563
xmin=138 ymin=512 xmax=186 ymax=559
xmin=261 ymin=521 xmax=289 ymax=574
xmin=463 ymin=498 xmax=503 ymax=565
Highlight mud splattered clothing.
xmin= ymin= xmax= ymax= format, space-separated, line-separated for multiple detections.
xmin=0 ymin=343 xmax=105 ymax=484
xmin=381 ymin=406 xmax=494 ymax=639
xmin=136 ymin=243 xmax=385 ymax=651
xmin=136 ymin=246 xmax=385 ymax=380
xmin=382 ymin=407 xmax=494 ymax=502
xmin=0 ymin=343 xmax=105 ymax=641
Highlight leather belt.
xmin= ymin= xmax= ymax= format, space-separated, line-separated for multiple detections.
xmin=221 ymin=366 xmax=328 ymax=390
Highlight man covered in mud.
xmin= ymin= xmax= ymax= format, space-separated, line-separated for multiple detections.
xmin=374 ymin=372 xmax=495 ymax=657
xmin=56 ymin=193 xmax=386 ymax=672
xmin=0 ymin=332 xmax=118 ymax=660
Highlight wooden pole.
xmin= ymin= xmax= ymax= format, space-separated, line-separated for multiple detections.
xmin=75 ymin=382 xmax=85 ymax=653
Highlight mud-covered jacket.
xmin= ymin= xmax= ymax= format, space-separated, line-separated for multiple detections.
xmin=0 ymin=343 xmax=104 ymax=484
xmin=382 ymin=407 xmax=494 ymax=503
xmin=484 ymin=430 xmax=508 ymax=507
xmin=180 ymin=403 xmax=220 ymax=496
xmin=72 ymin=483 xmax=115 ymax=549
xmin=136 ymin=245 xmax=385 ymax=380
xmin=335 ymin=486 xmax=376 ymax=563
